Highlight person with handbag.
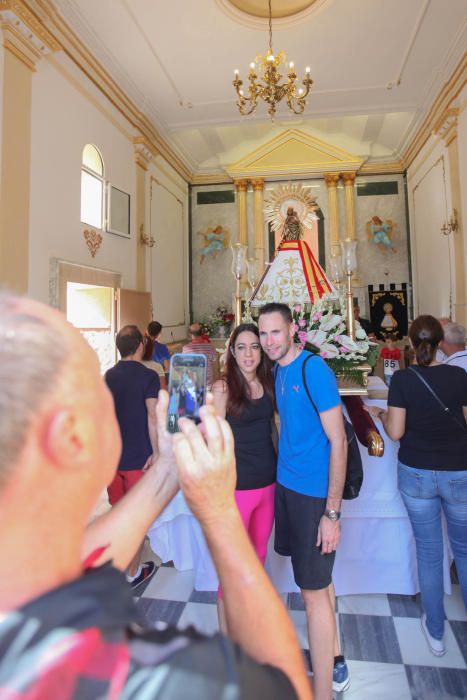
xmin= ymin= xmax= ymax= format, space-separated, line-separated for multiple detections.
xmin=365 ymin=315 xmax=467 ymax=657
xmin=258 ymin=303 xmax=349 ymax=700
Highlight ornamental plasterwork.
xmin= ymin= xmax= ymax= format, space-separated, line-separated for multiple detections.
xmin=0 ymin=0 xmax=61 ymax=54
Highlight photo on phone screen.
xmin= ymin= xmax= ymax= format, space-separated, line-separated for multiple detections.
xmin=167 ymin=353 xmax=207 ymax=433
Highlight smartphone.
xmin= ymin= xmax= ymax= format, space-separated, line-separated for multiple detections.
xmin=167 ymin=353 xmax=207 ymax=433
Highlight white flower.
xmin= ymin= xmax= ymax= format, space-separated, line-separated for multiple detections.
xmin=335 ymin=334 xmax=360 ymax=353
xmin=356 ymin=340 xmax=369 ymax=354
xmin=355 ymin=326 xmax=367 ymax=340
xmin=319 ymin=314 xmax=342 ymax=332
xmin=319 ymin=342 xmax=340 ymax=359
xmin=307 ymin=329 xmax=327 ymax=348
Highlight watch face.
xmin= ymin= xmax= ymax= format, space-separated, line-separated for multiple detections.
xmin=325 ymin=509 xmax=340 ymax=521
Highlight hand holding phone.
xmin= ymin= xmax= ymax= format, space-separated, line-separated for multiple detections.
xmin=167 ymin=353 xmax=207 ymax=433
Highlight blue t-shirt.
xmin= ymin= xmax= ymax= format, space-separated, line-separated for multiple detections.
xmin=152 ymin=341 xmax=170 ymax=365
xmin=275 ymin=352 xmax=340 ymax=497
xmin=105 ymin=361 xmax=160 ymax=470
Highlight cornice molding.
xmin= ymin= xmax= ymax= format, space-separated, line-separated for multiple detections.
xmin=0 ymin=0 xmax=60 ymax=69
xmin=23 ymin=0 xmax=192 ymax=182
xmin=191 ymin=173 xmax=234 ymax=185
xmin=403 ymin=53 xmax=466 ymax=169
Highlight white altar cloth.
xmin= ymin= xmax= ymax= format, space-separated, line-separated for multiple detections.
xmin=147 ymin=385 xmax=451 ymax=596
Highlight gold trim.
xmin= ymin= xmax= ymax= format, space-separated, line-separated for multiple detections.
xmin=403 ymin=53 xmax=466 ymax=169
xmin=83 ymin=228 xmax=102 ymax=258
xmin=0 ymin=0 xmax=61 ymax=52
xmin=3 ymin=36 xmax=37 ymax=71
xmin=359 ymin=160 xmax=405 ymax=175
xmin=192 ymin=172 xmax=233 ymax=185
xmin=251 ymin=177 xmax=264 ymax=191
xmin=234 ymin=179 xmax=249 ymax=192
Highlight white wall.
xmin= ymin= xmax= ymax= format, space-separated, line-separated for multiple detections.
xmin=457 ymin=85 xmax=467 ymax=307
xmin=28 ymin=54 xmax=137 ymax=303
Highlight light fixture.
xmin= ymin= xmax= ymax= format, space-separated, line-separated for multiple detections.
xmin=233 ymin=0 xmax=313 ymax=119
xmin=341 ymin=238 xmax=357 ymax=340
xmin=231 ymin=243 xmax=248 ymax=326
xmin=440 ymin=209 xmax=458 ymax=236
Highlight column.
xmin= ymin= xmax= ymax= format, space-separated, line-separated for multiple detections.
xmin=436 ymin=110 xmax=466 ymax=325
xmin=234 ymin=179 xmax=248 ymax=246
xmin=251 ymin=177 xmax=265 ymax=269
xmin=324 ymin=173 xmax=341 ymax=256
xmin=342 ymin=172 xmax=357 ymax=240
xmin=133 ymin=137 xmax=154 ymax=291
xmin=0 ymin=2 xmax=60 ymax=292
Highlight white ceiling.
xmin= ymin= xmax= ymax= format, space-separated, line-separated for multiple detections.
xmin=52 ymin=0 xmax=467 ymax=175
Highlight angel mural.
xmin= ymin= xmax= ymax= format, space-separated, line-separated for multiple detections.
xmin=366 ymin=216 xmax=397 ymax=254
xmin=197 ymin=224 xmax=230 ymax=264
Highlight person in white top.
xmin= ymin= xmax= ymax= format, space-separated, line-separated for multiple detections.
xmin=440 ymin=322 xmax=467 ymax=371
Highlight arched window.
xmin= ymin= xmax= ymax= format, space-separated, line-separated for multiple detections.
xmin=81 ymin=144 xmax=105 ymax=229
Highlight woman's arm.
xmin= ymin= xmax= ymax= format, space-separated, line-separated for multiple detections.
xmin=365 ymin=404 xmax=406 ymax=441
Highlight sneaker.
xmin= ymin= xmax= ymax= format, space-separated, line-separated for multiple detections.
xmin=129 ymin=561 xmax=157 ymax=590
xmin=421 ymin=613 xmax=446 ymax=656
xmin=333 ymin=660 xmax=350 ymax=693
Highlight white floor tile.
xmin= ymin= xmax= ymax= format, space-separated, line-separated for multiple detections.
xmin=344 ymin=660 xmax=412 ymax=700
xmin=393 ymin=617 xmax=465 ymax=669
xmin=142 ymin=566 xmax=195 ymax=601
xmin=338 ymin=594 xmax=391 ymax=617
xmin=177 ymin=602 xmax=220 ymax=636
xmin=444 ymin=584 xmax=467 ymax=622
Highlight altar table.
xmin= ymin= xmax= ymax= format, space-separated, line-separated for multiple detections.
xmin=147 ymin=384 xmax=452 ymax=596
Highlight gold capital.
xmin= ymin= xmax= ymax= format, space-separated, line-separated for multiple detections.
xmin=324 ymin=173 xmax=340 ymax=188
xmin=342 ymin=172 xmax=356 ymax=185
xmin=250 ymin=178 xmax=264 ymax=192
xmin=234 ymin=179 xmax=248 ymax=193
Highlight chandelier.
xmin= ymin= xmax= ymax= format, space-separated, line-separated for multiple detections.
xmin=233 ymin=0 xmax=313 ymax=119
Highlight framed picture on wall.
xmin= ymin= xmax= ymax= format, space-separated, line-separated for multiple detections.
xmin=107 ymin=185 xmax=131 ymax=238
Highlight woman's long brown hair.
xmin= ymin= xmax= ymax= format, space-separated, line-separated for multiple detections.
xmin=224 ymin=323 xmax=274 ymax=418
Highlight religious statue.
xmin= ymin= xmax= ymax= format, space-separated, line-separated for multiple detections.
xmin=281 ymin=207 xmax=303 ymax=242
xmin=380 ymin=302 xmax=398 ymax=334
xmin=367 ymin=216 xmax=397 ymax=254
xmin=197 ymin=224 xmax=230 ymax=264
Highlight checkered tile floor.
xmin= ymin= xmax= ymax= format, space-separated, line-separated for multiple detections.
xmin=133 ymin=551 xmax=467 ymax=700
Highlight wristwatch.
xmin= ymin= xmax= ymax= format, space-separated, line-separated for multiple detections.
xmin=324 ymin=508 xmax=341 ymax=522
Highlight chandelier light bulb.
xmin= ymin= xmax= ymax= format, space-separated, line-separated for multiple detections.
xmin=305 ymin=66 xmax=311 ymax=73
xmin=232 ymin=0 xmax=313 ymax=118
xmin=234 ymin=69 xmax=239 ymax=75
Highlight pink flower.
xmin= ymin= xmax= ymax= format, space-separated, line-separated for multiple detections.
xmin=312 ymin=311 xmax=322 ymax=321
xmin=292 ymin=323 xmax=299 ymax=334
xmin=298 ymin=331 xmax=308 ymax=344
xmin=293 ymin=303 xmax=302 ymax=313
xmin=298 ymin=319 xmax=307 ymax=328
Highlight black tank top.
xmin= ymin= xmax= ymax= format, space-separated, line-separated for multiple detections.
xmin=226 ymin=391 xmax=277 ymax=491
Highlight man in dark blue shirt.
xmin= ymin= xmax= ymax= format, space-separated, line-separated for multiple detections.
xmin=105 ymin=324 xmax=160 ymax=588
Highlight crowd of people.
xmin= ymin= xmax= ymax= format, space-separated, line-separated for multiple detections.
xmin=0 ymin=293 xmax=466 ymax=700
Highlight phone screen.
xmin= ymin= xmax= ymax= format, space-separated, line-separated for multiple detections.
xmin=167 ymin=353 xmax=207 ymax=433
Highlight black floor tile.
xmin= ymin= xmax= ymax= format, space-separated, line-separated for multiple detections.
xmin=339 ymin=613 xmax=402 ymax=664
xmin=134 ymin=598 xmax=186 ymax=628
xmin=387 ymin=593 xmax=421 ymax=619
xmin=405 ymin=664 xmax=467 ymax=700
xmin=189 ymin=590 xmax=218 ymax=604
xmin=450 ymin=620 xmax=467 ymax=664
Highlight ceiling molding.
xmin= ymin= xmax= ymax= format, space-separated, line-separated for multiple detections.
xmin=358 ymin=160 xmax=406 ymax=176
xmin=214 ymin=0 xmax=329 ymax=29
xmin=225 ymin=128 xmax=365 ymax=180
xmin=402 ymin=52 xmax=466 ymax=169
xmin=192 ymin=173 xmax=234 ymax=185
xmin=26 ymin=0 xmax=193 ymax=182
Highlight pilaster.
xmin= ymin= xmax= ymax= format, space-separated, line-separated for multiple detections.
xmin=234 ymin=179 xmax=249 ymax=247
xmin=133 ymin=137 xmax=155 ymax=291
xmin=251 ymin=178 xmax=265 ymax=270
xmin=324 ymin=173 xmax=341 ymax=256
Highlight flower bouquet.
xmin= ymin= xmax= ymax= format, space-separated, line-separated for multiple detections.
xmin=292 ymin=293 xmax=378 ymax=385
xmin=202 ymin=304 xmax=235 ymax=338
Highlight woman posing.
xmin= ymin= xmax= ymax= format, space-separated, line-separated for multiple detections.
xmin=212 ymin=323 xmax=277 ymax=629
xmin=366 ymin=315 xmax=467 ymax=656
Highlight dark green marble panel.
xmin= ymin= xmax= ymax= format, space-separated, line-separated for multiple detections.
xmin=196 ymin=190 xmax=235 ymax=205
xmin=357 ymin=181 xmax=399 ymax=197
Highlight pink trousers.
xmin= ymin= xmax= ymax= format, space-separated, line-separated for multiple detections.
xmin=218 ymin=483 xmax=275 ymax=597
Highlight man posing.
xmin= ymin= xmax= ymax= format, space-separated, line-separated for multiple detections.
xmin=105 ymin=324 xmax=160 ymax=588
xmin=258 ymin=303 xmax=347 ymax=700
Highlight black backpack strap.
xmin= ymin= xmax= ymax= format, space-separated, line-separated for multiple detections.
xmin=408 ymin=366 xmax=467 ymax=432
xmin=301 ymin=354 xmax=320 ymax=418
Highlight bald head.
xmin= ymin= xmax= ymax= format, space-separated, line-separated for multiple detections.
xmin=189 ymin=323 xmax=202 ymax=337
xmin=0 ymin=294 xmax=76 ymax=490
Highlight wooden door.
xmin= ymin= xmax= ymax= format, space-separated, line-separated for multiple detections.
xmin=116 ymin=288 xmax=152 ymax=334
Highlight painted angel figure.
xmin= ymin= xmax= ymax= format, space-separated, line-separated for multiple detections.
xmin=368 ymin=216 xmax=397 ymax=254
xmin=198 ymin=225 xmax=230 ymax=264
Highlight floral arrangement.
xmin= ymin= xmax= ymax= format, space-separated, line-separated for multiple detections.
xmin=292 ymin=293 xmax=378 ymax=382
xmin=202 ymin=304 xmax=235 ymax=337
